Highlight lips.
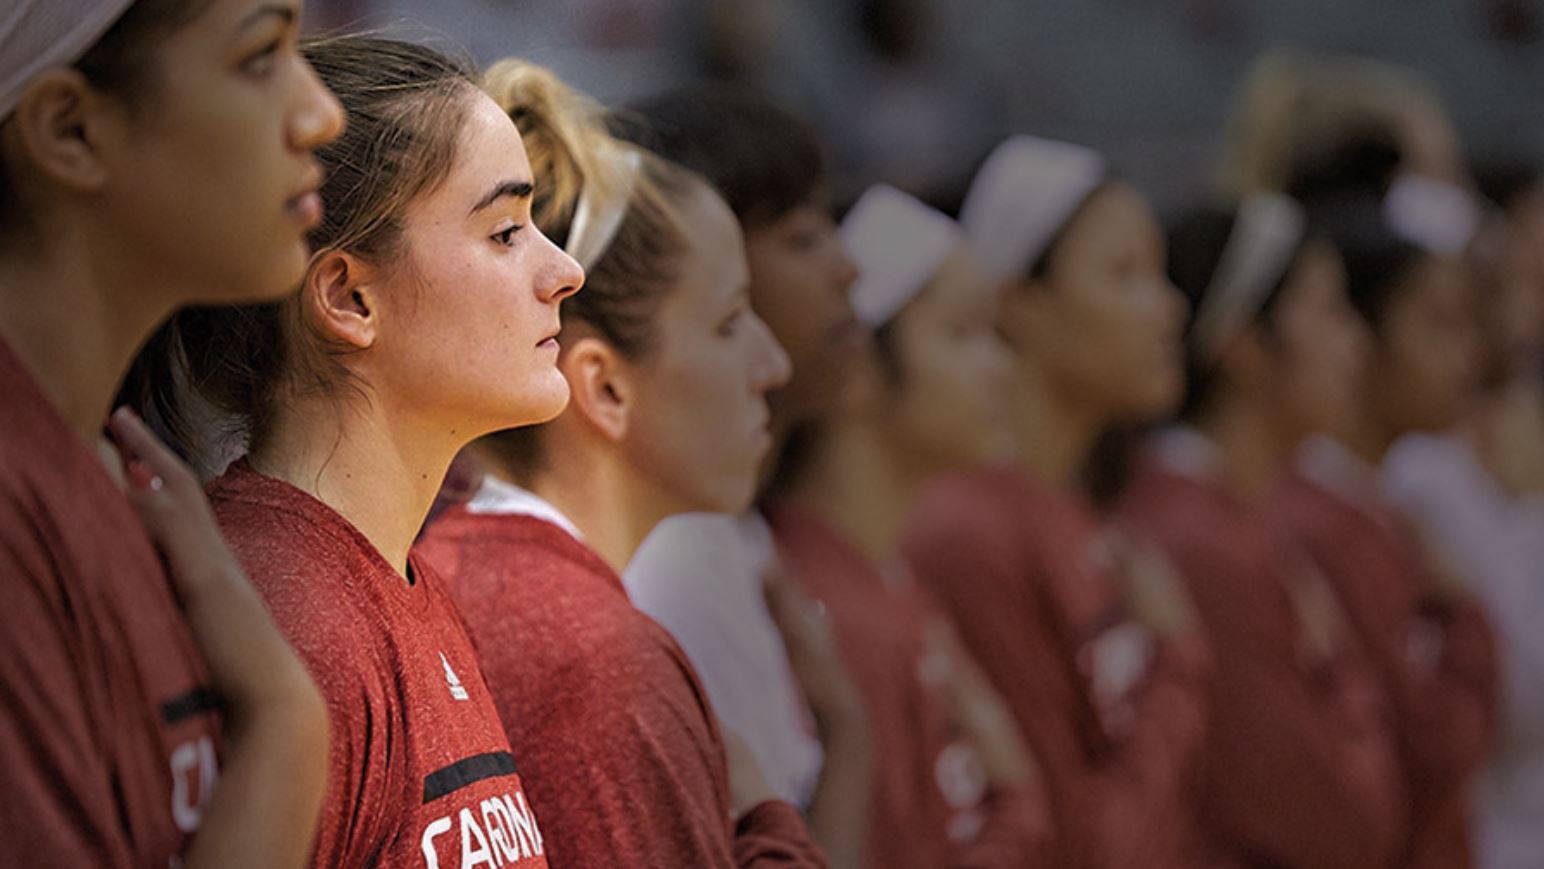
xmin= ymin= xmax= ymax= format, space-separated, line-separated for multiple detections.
xmin=538 ymin=322 xmax=562 ymax=349
xmin=285 ymin=166 xmax=325 ymax=229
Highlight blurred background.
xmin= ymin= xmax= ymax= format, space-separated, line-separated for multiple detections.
xmin=303 ymin=0 xmax=1544 ymax=209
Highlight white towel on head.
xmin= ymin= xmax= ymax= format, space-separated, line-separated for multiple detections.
xmin=1383 ymin=174 xmax=1479 ymax=258
xmin=1191 ymin=193 xmax=1308 ymax=362
xmin=2 ymin=0 xmax=135 ymax=119
xmin=960 ymin=135 xmax=1107 ymax=284
xmin=841 ymin=184 xmax=964 ymax=329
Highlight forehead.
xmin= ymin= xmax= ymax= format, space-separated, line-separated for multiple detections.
xmin=911 ymin=245 xmax=992 ymax=319
xmin=1062 ymin=184 xmax=1157 ymax=256
xmin=404 ymin=92 xmax=529 ymax=219
xmin=676 ymin=183 xmax=748 ymax=286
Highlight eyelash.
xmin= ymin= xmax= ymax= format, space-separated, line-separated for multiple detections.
xmin=494 ymin=225 xmax=525 ymax=246
xmin=242 ymin=40 xmax=282 ymax=77
xmin=718 ymin=308 xmax=745 ymax=336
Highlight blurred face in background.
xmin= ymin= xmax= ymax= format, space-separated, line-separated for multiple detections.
xmin=1000 ymin=183 xmax=1188 ymax=429
xmin=743 ymin=198 xmax=864 ymax=431
xmin=1364 ymin=253 xmax=1479 ymax=434
xmin=1258 ymin=241 xmax=1369 ymax=442
xmin=621 ymin=183 xmax=792 ymax=515
xmin=875 ymin=247 xmax=1014 ymax=476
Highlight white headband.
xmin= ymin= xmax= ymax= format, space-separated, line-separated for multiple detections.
xmin=842 ymin=185 xmax=964 ymax=328
xmin=960 ymin=135 xmax=1107 ymax=283
xmin=1190 ymin=193 xmax=1308 ymax=361
xmin=1 ymin=0 xmax=134 ymax=120
xmin=565 ymin=146 xmax=643 ymax=271
xmin=1383 ymin=174 xmax=1478 ymax=257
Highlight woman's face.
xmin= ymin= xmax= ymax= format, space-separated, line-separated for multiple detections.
xmin=1264 ymin=241 xmax=1368 ymax=441
xmin=1367 ymin=254 xmax=1478 ymax=434
xmin=1011 ymin=183 xmax=1187 ymax=426
xmin=885 ymin=248 xmax=1014 ymax=473
xmin=101 ymin=0 xmax=344 ymax=306
xmin=623 ymin=183 xmax=792 ymax=515
xmin=371 ymin=92 xmax=584 ymax=440
xmin=743 ymin=199 xmax=864 ymax=430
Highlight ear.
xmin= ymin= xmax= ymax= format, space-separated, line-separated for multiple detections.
xmin=302 ymin=250 xmax=380 ymax=350
xmin=842 ymin=343 xmax=891 ymax=417
xmin=1216 ymin=326 xmax=1272 ymax=393
xmin=8 ymin=69 xmax=116 ymax=195
xmin=560 ymin=335 xmax=633 ymax=444
xmin=997 ymin=277 xmax=1053 ymax=351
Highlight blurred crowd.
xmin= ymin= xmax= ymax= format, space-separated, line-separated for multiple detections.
xmin=4 ymin=2 xmax=1544 ymax=869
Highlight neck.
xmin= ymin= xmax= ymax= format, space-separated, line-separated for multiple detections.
xmin=0 ymin=233 xmax=176 ymax=439
xmin=1195 ymin=396 xmax=1292 ymax=501
xmin=1011 ymin=363 xmax=1102 ymax=489
xmin=786 ymin=417 xmax=923 ymax=567
xmin=523 ymin=431 xmax=673 ymax=576
xmin=253 ymin=391 xmax=463 ymax=579
xmin=1338 ymin=409 xmax=1397 ymax=467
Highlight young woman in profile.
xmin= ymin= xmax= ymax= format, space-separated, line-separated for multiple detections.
xmin=1118 ymin=189 xmax=1405 ymax=869
xmin=767 ymin=184 xmax=1050 ymax=868
xmin=901 ymin=135 xmax=1211 ymax=869
xmin=0 ymin=1 xmax=343 ymax=865
xmin=1275 ymin=140 xmax=1497 ymax=869
xmin=415 ymin=61 xmax=830 ymax=868
xmin=131 ymin=35 xmax=582 ymax=868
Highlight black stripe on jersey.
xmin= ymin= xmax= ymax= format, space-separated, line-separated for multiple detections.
xmin=423 ymin=751 xmax=519 ymax=803
xmin=160 ymin=687 xmax=221 ymax=725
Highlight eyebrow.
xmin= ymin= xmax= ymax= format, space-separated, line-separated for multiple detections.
xmin=471 ymin=180 xmax=535 ymax=215
xmin=237 ymin=3 xmax=298 ymax=31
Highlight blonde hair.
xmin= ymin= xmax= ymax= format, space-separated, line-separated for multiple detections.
xmin=477 ymin=59 xmax=706 ymax=477
xmin=1217 ymin=49 xmax=1449 ymax=197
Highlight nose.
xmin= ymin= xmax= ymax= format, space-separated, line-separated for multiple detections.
xmin=1160 ymin=276 xmax=1190 ymax=336
xmin=537 ymin=231 xmax=585 ymax=304
xmin=290 ymin=58 xmax=346 ymax=151
xmin=750 ymin=312 xmax=793 ymax=393
xmin=833 ymin=245 xmax=861 ymax=297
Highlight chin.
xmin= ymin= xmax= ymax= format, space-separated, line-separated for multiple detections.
xmin=507 ymin=378 xmax=572 ymax=428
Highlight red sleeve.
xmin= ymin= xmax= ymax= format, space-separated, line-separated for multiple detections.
xmin=1041 ymin=634 xmax=1209 ymax=869
xmin=949 ymin=787 xmax=1054 ymax=869
xmin=1341 ymin=549 xmax=1497 ymax=793
xmin=0 ymin=523 xmax=132 ymax=868
xmin=295 ymin=636 xmax=396 ymax=869
xmin=230 ymin=545 xmax=395 ymax=869
xmin=733 ymin=801 xmax=828 ymax=868
xmin=510 ymin=641 xmax=825 ymax=868
xmin=1176 ymin=546 xmax=1402 ymax=869
xmin=905 ymin=487 xmax=1207 ymax=869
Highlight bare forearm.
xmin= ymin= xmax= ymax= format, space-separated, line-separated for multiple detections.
xmin=803 ymin=713 xmax=872 ymax=869
xmin=183 ymin=684 xmax=329 ymax=869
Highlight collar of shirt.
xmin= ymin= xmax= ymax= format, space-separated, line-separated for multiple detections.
xmin=466 ymin=474 xmax=586 ymax=542
xmin=1297 ymin=435 xmax=1382 ymax=505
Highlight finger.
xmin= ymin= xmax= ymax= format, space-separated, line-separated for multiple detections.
xmin=107 ymin=407 xmax=184 ymax=484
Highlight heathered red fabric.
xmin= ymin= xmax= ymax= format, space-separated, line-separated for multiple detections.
xmin=207 ymin=463 xmax=549 ymax=869
xmin=1118 ymin=455 xmax=1406 ymax=869
xmin=766 ymin=501 xmax=1053 ymax=869
xmin=901 ymin=467 xmax=1210 ymax=869
xmin=1279 ymin=471 xmax=1498 ymax=869
xmin=0 ymin=336 xmax=222 ymax=867
xmin=416 ymin=506 xmax=827 ymax=869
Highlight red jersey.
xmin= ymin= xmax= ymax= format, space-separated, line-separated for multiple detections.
xmin=0 ymin=336 xmax=222 ymax=868
xmin=1117 ymin=433 xmax=1406 ymax=869
xmin=416 ymin=493 xmax=826 ymax=869
xmin=902 ymin=467 xmax=1209 ymax=869
xmin=767 ymin=501 xmax=1051 ymax=869
xmin=1280 ymin=439 xmax=1497 ymax=869
xmin=207 ymin=462 xmax=547 ymax=869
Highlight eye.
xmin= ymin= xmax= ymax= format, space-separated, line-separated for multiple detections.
xmin=241 ymin=39 xmax=283 ymax=78
xmin=493 ymin=225 xmax=524 ymax=247
xmin=718 ymin=307 xmax=746 ymax=337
